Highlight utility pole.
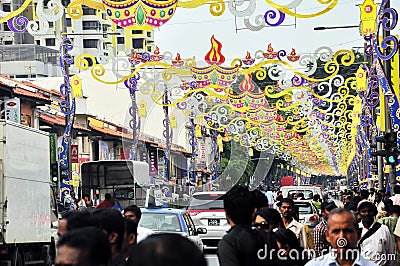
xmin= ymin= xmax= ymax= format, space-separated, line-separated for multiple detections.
xmin=382 ymin=0 xmax=396 ymax=194
xmin=163 ymin=84 xmax=171 ymax=182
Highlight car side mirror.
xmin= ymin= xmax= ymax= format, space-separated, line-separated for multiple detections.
xmin=196 ymin=227 xmax=207 ymax=235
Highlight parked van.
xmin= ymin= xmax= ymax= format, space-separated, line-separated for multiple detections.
xmin=281 ymin=186 xmax=322 ymax=200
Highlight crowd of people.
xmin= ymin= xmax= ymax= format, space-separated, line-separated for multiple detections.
xmin=54 ymin=185 xmax=400 ymax=266
xmin=216 ymin=185 xmax=400 ymax=266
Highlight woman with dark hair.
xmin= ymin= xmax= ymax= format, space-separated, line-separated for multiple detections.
xmin=274 ymin=228 xmax=310 ymax=266
xmin=253 ymin=207 xmax=283 ymax=232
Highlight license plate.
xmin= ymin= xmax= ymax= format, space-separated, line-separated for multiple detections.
xmin=208 ymin=219 xmax=220 ymax=226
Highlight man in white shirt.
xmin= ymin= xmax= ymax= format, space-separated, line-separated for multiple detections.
xmin=390 ymin=185 xmax=400 ymax=206
xmin=124 ymin=205 xmax=153 ymax=243
xmin=306 ymin=208 xmax=377 ymax=266
xmin=279 ymin=198 xmax=308 ymax=249
xmin=358 ymin=201 xmax=394 ymax=265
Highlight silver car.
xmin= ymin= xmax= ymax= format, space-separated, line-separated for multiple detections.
xmin=187 ymin=191 xmax=229 ymax=250
xmin=294 ymin=200 xmax=320 ymax=228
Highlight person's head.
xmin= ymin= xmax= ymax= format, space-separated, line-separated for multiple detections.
xmin=321 ymin=201 xmax=338 ymax=220
xmin=369 ymin=188 xmax=375 ymax=195
xmin=389 ymin=205 xmax=400 ymax=217
xmin=394 ymin=185 xmax=400 ymax=195
xmin=278 ymin=198 xmax=294 ymax=220
xmin=253 ymin=189 xmax=269 ymax=210
xmin=374 ymin=192 xmax=382 ymax=203
xmin=274 ymin=228 xmax=301 ymax=256
xmin=360 ymin=189 xmax=369 ymax=200
xmin=358 ymin=201 xmax=378 ymax=227
xmin=56 ymin=227 xmax=111 ymax=266
xmin=298 ymin=192 xmax=304 ymax=199
xmin=223 ymin=185 xmax=255 ymax=226
xmin=291 ymin=193 xmax=298 ymax=200
xmin=277 ymin=191 xmax=282 ymax=197
xmin=345 ymin=195 xmax=351 ymax=203
xmin=122 ymin=217 xmax=138 ymax=258
xmin=341 ymin=193 xmax=346 ymax=202
xmin=128 ymin=233 xmax=207 ymax=266
xmin=326 ymin=208 xmax=360 ymax=259
xmin=124 ymin=205 xmax=142 ymax=223
xmin=66 ymin=210 xmax=98 ymax=232
xmin=313 ymin=194 xmax=321 ymax=202
xmin=379 ymin=189 xmax=386 ymax=196
xmin=58 ymin=211 xmax=75 ymax=238
xmin=93 ymin=208 xmax=125 ymax=252
xmin=104 ymin=193 xmax=112 ymax=200
xmin=254 ymin=207 xmax=283 ymax=231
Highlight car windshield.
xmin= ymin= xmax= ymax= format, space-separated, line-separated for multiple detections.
xmin=295 ymin=203 xmax=313 ymax=214
xmin=288 ymin=190 xmax=314 ymax=199
xmin=188 ymin=194 xmax=224 ymax=210
xmin=140 ymin=213 xmax=182 ymax=232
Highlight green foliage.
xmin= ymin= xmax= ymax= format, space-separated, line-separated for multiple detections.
xmin=219 ymin=142 xmax=255 ymax=187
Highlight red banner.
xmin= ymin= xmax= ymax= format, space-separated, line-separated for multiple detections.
xmin=71 ymin=145 xmax=79 ymax=163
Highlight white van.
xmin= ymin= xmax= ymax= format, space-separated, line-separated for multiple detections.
xmin=280 ymin=186 xmax=322 ymax=200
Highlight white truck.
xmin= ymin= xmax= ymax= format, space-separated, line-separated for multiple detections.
xmin=0 ymin=120 xmax=56 ymax=265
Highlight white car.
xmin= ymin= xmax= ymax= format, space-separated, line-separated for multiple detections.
xmin=294 ymin=200 xmax=320 ymax=228
xmin=139 ymin=208 xmax=207 ymax=250
xmin=187 ymin=191 xmax=229 ymax=250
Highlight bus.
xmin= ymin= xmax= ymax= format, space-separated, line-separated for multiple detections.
xmin=81 ymin=160 xmax=150 ymax=208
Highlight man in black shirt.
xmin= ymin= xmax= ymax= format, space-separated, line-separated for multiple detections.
xmin=218 ymin=185 xmax=274 ymax=266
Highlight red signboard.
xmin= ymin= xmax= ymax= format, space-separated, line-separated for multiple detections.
xmin=71 ymin=145 xmax=79 ymax=163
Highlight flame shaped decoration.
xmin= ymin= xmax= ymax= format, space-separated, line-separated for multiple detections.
xmin=287 ymin=48 xmax=300 ymax=62
xmin=205 ymin=35 xmax=225 ymax=65
xmin=239 ymin=74 xmax=255 ymax=92
xmin=154 ymin=46 xmax=160 ymax=55
xmin=172 ymin=52 xmax=184 ymax=67
xmin=246 ymin=51 xmax=251 ymax=59
xmin=267 ymin=43 xmax=274 ymax=52
xmin=243 ymin=51 xmax=255 ymax=65
xmin=263 ymin=43 xmax=278 ymax=59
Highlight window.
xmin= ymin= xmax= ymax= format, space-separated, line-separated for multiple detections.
xmin=48 ymin=21 xmax=53 ymax=27
xmin=66 ymin=18 xmax=72 ymax=27
xmin=3 ymin=22 xmax=10 ymax=31
xmin=2 ymin=4 xmax=10 ymax=12
xmin=83 ymin=39 xmax=97 ymax=48
xmin=132 ymin=30 xmax=143 ymax=34
xmin=294 ymin=202 xmax=313 ymax=214
xmin=82 ymin=7 xmax=96 ymax=15
xmin=140 ymin=213 xmax=182 ymax=232
xmin=35 ymin=40 xmax=40 ymax=45
xmin=132 ymin=38 xmax=143 ymax=49
xmin=147 ymin=46 xmax=152 ymax=52
xmin=45 ymin=38 xmax=55 ymax=46
xmin=4 ymin=41 xmax=12 ymax=45
xmin=147 ymin=31 xmax=152 ymax=38
xmin=82 ymin=21 xmax=99 ymax=30
xmin=117 ymin=37 xmax=124 ymax=44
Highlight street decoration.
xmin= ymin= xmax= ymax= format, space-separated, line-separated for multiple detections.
xmin=59 ymin=37 xmax=75 ymax=198
xmin=348 ymin=0 xmax=400 ymax=187
xmin=71 ymin=35 xmax=359 ymax=177
xmin=0 ymin=0 xmax=339 ymax=35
